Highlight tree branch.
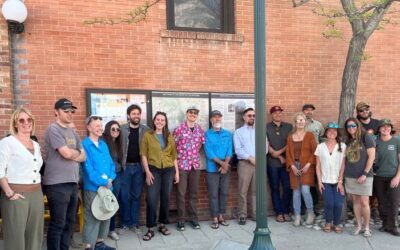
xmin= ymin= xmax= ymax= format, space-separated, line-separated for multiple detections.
xmin=364 ymin=0 xmax=393 ymax=38
xmin=292 ymin=0 xmax=311 ymax=8
xmin=341 ymin=0 xmax=364 ymax=35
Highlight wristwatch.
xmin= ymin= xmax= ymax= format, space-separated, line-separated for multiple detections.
xmin=362 ymin=170 xmax=368 ymax=176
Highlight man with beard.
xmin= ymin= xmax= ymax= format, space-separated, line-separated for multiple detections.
xmin=266 ymin=106 xmax=293 ymax=223
xmin=204 ymin=110 xmax=233 ymax=229
xmin=234 ymin=108 xmax=268 ymax=225
xmin=356 ymin=101 xmax=381 ymax=221
xmin=356 ymin=102 xmax=380 ymax=136
xmin=303 ymin=104 xmax=324 ymax=143
xmin=118 ymin=104 xmax=149 ymax=235
xmin=174 ymin=106 xmax=205 ymax=231
xmin=43 ymin=98 xmax=86 ymax=250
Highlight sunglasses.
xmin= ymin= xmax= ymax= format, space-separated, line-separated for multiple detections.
xmin=86 ymin=116 xmax=102 ymax=125
xmin=247 ymin=114 xmax=256 ymax=118
xmin=111 ymin=127 xmax=121 ymax=132
xmin=188 ymin=111 xmax=199 ymax=115
xmin=345 ymin=124 xmax=358 ymax=129
xmin=18 ymin=118 xmax=33 ymax=124
xmin=62 ymin=109 xmax=76 ymax=114
xmin=358 ymin=109 xmax=369 ymax=113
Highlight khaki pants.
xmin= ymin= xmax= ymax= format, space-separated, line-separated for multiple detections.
xmin=0 ymin=190 xmax=44 ymax=250
xmin=237 ymin=160 xmax=256 ymax=218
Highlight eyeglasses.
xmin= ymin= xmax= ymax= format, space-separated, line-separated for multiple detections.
xmin=62 ymin=109 xmax=75 ymax=114
xmin=345 ymin=124 xmax=358 ymax=129
xmin=18 ymin=118 xmax=33 ymax=124
xmin=111 ymin=127 xmax=121 ymax=132
xmin=247 ymin=114 xmax=256 ymax=118
xmin=188 ymin=111 xmax=199 ymax=115
xmin=86 ymin=116 xmax=102 ymax=125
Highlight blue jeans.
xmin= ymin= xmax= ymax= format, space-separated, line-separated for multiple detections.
xmin=44 ymin=183 xmax=79 ymax=250
xmin=267 ymin=165 xmax=291 ymax=215
xmin=322 ymin=183 xmax=344 ymax=225
xmin=146 ymin=166 xmax=175 ymax=228
xmin=206 ymin=171 xmax=231 ymax=218
xmin=121 ymin=163 xmax=144 ymax=227
xmin=293 ymin=185 xmax=313 ymax=215
xmin=109 ymin=171 xmax=124 ymax=231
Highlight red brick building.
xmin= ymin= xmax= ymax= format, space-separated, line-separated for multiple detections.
xmin=1 ymin=0 xmax=399 ymax=222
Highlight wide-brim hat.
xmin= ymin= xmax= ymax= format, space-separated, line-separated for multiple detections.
xmin=377 ymin=118 xmax=396 ymax=134
xmin=91 ymin=186 xmax=119 ymax=221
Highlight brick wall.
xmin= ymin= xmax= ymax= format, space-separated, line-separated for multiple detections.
xmin=0 ymin=21 xmax=12 ymax=137
xmin=1 ymin=0 xmax=400 ymax=222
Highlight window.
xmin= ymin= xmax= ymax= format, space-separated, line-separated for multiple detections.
xmin=167 ymin=0 xmax=235 ymax=34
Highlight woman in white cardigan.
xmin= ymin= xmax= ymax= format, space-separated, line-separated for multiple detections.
xmin=0 ymin=107 xmax=44 ymax=250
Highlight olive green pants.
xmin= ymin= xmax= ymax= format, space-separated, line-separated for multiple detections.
xmin=1 ymin=190 xmax=44 ymax=250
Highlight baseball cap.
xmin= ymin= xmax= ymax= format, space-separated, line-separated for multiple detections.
xmin=186 ymin=105 xmax=200 ymax=112
xmin=210 ymin=110 xmax=223 ymax=117
xmin=302 ymin=104 xmax=315 ymax=111
xmin=356 ymin=102 xmax=370 ymax=111
xmin=54 ymin=98 xmax=77 ymax=110
xmin=269 ymin=106 xmax=283 ymax=114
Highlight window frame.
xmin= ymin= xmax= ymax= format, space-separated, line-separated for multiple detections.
xmin=166 ymin=0 xmax=235 ymax=34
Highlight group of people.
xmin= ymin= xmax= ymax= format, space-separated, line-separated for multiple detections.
xmin=267 ymin=102 xmax=400 ymax=238
xmin=0 ymin=99 xmax=399 ymax=250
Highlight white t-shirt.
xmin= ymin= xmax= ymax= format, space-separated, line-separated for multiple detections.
xmin=314 ymin=142 xmax=346 ymax=184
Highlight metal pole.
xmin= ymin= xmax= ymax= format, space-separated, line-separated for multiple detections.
xmin=249 ymin=0 xmax=274 ymax=249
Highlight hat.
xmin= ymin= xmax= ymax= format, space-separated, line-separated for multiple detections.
xmin=210 ymin=110 xmax=223 ymax=117
xmin=326 ymin=122 xmax=340 ymax=129
xmin=378 ymin=118 xmax=393 ymax=129
xmin=356 ymin=102 xmax=370 ymax=111
xmin=91 ymin=187 xmax=119 ymax=221
xmin=54 ymin=98 xmax=77 ymax=110
xmin=186 ymin=105 xmax=199 ymax=112
xmin=302 ymin=104 xmax=315 ymax=111
xmin=269 ymin=106 xmax=283 ymax=114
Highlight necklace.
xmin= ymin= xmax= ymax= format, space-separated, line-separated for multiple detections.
xmin=293 ymin=131 xmax=305 ymax=141
xmin=16 ymin=135 xmax=34 ymax=151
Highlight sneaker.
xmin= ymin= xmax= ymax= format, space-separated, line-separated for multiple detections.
xmin=108 ymin=231 xmax=120 ymax=241
xmin=293 ymin=215 xmax=301 ymax=227
xmin=94 ymin=241 xmax=116 ymax=250
xmin=117 ymin=226 xmax=128 ymax=235
xmin=305 ymin=212 xmax=315 ymax=225
xmin=130 ymin=225 xmax=142 ymax=234
xmin=177 ymin=221 xmax=185 ymax=231
xmin=190 ymin=220 xmax=200 ymax=229
xmin=238 ymin=217 xmax=246 ymax=225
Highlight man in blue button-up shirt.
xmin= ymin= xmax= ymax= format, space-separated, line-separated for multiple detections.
xmin=204 ymin=110 xmax=233 ymax=229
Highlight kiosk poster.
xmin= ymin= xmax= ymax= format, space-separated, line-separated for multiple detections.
xmin=210 ymin=93 xmax=255 ymax=133
xmin=151 ymin=91 xmax=210 ymax=131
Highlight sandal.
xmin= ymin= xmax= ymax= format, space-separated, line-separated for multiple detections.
xmin=283 ymin=214 xmax=292 ymax=222
xmin=323 ymin=223 xmax=332 ymax=233
xmin=275 ymin=214 xmax=285 ymax=223
xmin=363 ymin=228 xmax=372 ymax=237
xmin=218 ymin=219 xmax=229 ymax=226
xmin=334 ymin=225 xmax=343 ymax=234
xmin=211 ymin=221 xmax=219 ymax=229
xmin=352 ymin=227 xmax=362 ymax=236
xmin=143 ymin=229 xmax=155 ymax=241
xmin=158 ymin=225 xmax=171 ymax=236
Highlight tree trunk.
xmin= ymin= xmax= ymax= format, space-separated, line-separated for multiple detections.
xmin=338 ymin=35 xmax=367 ymax=125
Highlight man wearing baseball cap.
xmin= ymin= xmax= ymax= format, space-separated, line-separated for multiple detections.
xmin=204 ymin=110 xmax=233 ymax=228
xmin=43 ymin=98 xmax=86 ymax=250
xmin=302 ymin=104 xmax=324 ymax=143
xmin=174 ymin=105 xmax=205 ymax=231
xmin=266 ymin=106 xmax=293 ymax=223
xmin=356 ymin=102 xmax=380 ymax=135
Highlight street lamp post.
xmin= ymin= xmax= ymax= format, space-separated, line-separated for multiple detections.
xmin=249 ymin=0 xmax=275 ymax=249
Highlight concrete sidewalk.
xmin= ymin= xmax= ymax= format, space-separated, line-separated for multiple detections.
xmin=1 ymin=217 xmax=399 ymax=249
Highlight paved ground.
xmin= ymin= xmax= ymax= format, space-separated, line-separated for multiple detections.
xmin=2 ymin=216 xmax=399 ymax=250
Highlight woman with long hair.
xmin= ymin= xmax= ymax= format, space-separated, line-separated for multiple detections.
xmin=342 ymin=117 xmax=375 ymax=237
xmin=103 ymin=120 xmax=124 ymax=241
xmin=315 ymin=122 xmax=346 ymax=233
xmin=140 ymin=111 xmax=179 ymax=241
xmin=0 ymin=107 xmax=44 ymax=250
xmin=286 ymin=112 xmax=317 ymax=227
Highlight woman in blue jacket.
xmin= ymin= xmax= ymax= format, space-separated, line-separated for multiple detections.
xmin=82 ymin=116 xmax=116 ymax=250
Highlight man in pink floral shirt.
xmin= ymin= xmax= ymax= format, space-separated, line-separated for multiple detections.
xmin=173 ymin=105 xmax=205 ymax=231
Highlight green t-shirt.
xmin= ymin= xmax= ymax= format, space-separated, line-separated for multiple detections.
xmin=375 ymin=136 xmax=400 ymax=177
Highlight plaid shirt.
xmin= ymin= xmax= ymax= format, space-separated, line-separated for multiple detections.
xmin=173 ymin=121 xmax=205 ymax=171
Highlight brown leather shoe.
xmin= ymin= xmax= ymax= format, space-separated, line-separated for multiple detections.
xmin=385 ymin=228 xmax=400 ymax=236
xmin=276 ymin=214 xmax=284 ymax=223
xmin=283 ymin=214 xmax=292 ymax=222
